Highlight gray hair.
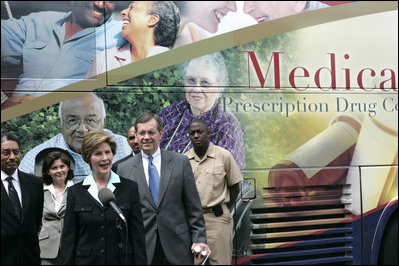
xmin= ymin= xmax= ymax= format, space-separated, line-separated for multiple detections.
xmin=173 ymin=1 xmax=187 ymax=16
xmin=149 ymin=1 xmax=181 ymax=48
xmin=1 ymin=132 xmax=20 ymax=147
xmin=58 ymin=93 xmax=106 ymax=122
xmin=179 ymin=52 xmax=229 ymax=86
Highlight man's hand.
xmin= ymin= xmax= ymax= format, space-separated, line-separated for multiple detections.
xmin=191 ymin=242 xmax=211 ymax=258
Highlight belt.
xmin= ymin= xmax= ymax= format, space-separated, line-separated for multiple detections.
xmin=202 ymin=207 xmax=213 ymax=214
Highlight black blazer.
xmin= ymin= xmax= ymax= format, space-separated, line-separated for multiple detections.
xmin=59 ymin=176 xmax=147 ymax=265
xmin=1 ymin=171 xmax=44 ymax=265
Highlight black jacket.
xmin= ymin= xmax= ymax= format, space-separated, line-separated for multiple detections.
xmin=59 ymin=176 xmax=147 ymax=265
xmin=1 ymin=171 xmax=44 ymax=265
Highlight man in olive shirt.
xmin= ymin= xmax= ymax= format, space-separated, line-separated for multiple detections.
xmin=185 ymin=119 xmax=243 ymax=265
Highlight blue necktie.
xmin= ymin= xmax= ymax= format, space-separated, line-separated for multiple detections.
xmin=148 ymin=155 xmax=160 ymax=206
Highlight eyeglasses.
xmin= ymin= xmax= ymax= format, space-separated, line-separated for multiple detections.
xmin=128 ymin=136 xmax=136 ymax=141
xmin=185 ymin=77 xmax=217 ymax=87
xmin=62 ymin=116 xmax=102 ymax=130
xmin=1 ymin=149 xmax=20 ymax=156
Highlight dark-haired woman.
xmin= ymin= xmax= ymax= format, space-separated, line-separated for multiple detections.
xmin=39 ymin=151 xmax=75 ymax=265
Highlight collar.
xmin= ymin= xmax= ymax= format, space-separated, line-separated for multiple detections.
xmin=55 ymin=11 xmax=114 ymax=43
xmin=82 ymin=171 xmax=121 ymax=206
xmin=56 ymin=11 xmax=72 ymax=27
xmin=82 ymin=171 xmax=121 ymax=188
xmin=182 ymin=99 xmax=220 ymax=120
xmin=186 ymin=142 xmax=216 ymax=161
xmin=56 ymin=12 xmax=115 ymax=29
xmin=1 ymin=169 xmax=19 ymax=181
xmin=141 ymin=147 xmax=161 ymax=160
xmin=44 ymin=179 xmax=74 ymax=192
xmin=113 ymin=42 xmax=131 ymax=62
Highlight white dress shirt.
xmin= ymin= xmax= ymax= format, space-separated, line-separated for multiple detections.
xmin=82 ymin=171 xmax=121 ymax=206
xmin=141 ymin=148 xmax=161 ymax=186
xmin=1 ymin=169 xmax=22 ymax=206
xmin=43 ymin=179 xmax=74 ymax=212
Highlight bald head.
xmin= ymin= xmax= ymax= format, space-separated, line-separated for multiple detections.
xmin=59 ymin=93 xmax=106 ymax=153
xmin=59 ymin=93 xmax=106 ymax=120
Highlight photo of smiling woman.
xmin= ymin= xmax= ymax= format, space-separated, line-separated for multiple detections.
xmin=243 ymin=1 xmax=329 ymax=23
xmin=59 ymin=131 xmax=147 ymax=265
xmin=39 ymin=150 xmax=75 ymax=265
xmin=87 ymin=1 xmax=180 ymax=76
xmin=173 ymin=1 xmax=237 ymax=47
xmin=158 ymin=52 xmax=245 ymax=170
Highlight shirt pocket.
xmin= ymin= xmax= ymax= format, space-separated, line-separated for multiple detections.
xmin=73 ymin=205 xmax=94 ymax=225
xmin=205 ymin=166 xmax=226 ymax=189
xmin=74 ymin=50 xmax=95 ymax=65
xmin=22 ymin=40 xmax=52 ymax=77
xmin=75 ymin=247 xmax=91 ymax=257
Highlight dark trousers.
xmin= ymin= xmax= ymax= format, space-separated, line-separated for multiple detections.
xmin=151 ymin=232 xmax=169 ymax=265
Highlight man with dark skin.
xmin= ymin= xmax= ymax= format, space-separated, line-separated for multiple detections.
xmin=127 ymin=125 xmax=141 ymax=155
xmin=2 ymin=1 xmax=124 ymax=107
xmin=112 ymin=125 xmax=141 ymax=172
xmin=66 ymin=1 xmax=116 ymax=41
xmin=185 ymin=119 xmax=243 ymax=265
xmin=1 ymin=133 xmax=44 ymax=264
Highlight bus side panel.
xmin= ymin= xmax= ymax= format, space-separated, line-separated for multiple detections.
xmin=360 ymin=166 xmax=398 ymax=264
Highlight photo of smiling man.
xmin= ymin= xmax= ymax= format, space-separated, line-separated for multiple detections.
xmin=1 ymin=1 xmax=125 ymax=108
xmin=18 ymin=93 xmax=131 ymax=182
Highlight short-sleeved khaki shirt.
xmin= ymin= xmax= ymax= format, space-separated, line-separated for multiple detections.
xmin=185 ymin=142 xmax=243 ymax=208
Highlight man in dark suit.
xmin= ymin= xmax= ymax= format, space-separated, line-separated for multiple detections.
xmin=117 ymin=113 xmax=210 ymax=265
xmin=1 ymin=132 xmax=44 ymax=265
xmin=112 ymin=124 xmax=141 ymax=173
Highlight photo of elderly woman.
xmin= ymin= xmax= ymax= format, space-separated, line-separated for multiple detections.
xmin=158 ymin=52 xmax=245 ymax=169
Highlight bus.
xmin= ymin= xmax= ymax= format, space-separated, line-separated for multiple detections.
xmin=1 ymin=1 xmax=397 ymax=265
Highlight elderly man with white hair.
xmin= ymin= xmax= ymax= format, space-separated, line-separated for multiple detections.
xmin=19 ymin=93 xmax=131 ymax=182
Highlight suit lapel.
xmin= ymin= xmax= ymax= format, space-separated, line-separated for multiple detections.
xmin=44 ymin=190 xmax=56 ymax=214
xmin=158 ymin=150 xmax=172 ymax=206
xmin=19 ymin=172 xmax=31 ymax=222
xmin=58 ymin=189 xmax=68 ymax=215
xmin=113 ymin=182 xmax=121 ymax=198
xmin=133 ymin=154 xmax=156 ymax=209
xmin=81 ymin=183 xmax=104 ymax=210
